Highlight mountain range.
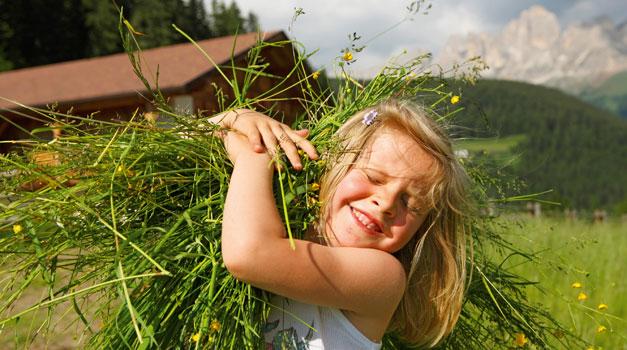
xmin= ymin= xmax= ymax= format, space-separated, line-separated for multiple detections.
xmin=433 ymin=5 xmax=627 ymax=95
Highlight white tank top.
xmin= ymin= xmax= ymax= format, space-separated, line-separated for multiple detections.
xmin=263 ymin=297 xmax=382 ymax=350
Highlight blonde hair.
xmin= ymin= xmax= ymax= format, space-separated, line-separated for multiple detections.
xmin=318 ymin=99 xmax=470 ymax=347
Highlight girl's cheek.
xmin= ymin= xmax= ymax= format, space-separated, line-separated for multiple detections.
xmin=341 ymin=175 xmax=370 ymax=198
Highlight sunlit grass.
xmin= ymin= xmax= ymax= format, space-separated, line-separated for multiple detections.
xmin=491 ymin=215 xmax=627 ymax=349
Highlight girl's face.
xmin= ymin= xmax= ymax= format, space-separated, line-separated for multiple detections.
xmin=325 ymin=128 xmax=436 ymax=253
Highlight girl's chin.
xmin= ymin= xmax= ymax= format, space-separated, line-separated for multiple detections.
xmin=325 ymin=222 xmax=378 ymax=248
xmin=336 ymin=235 xmax=376 ymax=249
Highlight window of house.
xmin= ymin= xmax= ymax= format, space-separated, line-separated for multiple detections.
xmin=172 ymin=95 xmax=194 ymax=115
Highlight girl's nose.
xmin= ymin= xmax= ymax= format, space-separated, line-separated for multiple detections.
xmin=372 ymin=188 xmax=400 ymax=217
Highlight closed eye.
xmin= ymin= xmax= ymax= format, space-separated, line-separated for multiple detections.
xmin=362 ymin=168 xmax=385 ymax=185
xmin=402 ymin=193 xmax=424 ymax=215
xmin=408 ymin=205 xmax=423 ymax=215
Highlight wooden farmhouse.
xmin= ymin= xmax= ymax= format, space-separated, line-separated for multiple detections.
xmin=0 ymin=31 xmax=317 ymax=153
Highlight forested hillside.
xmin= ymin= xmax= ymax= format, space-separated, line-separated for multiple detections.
xmin=581 ymin=70 xmax=627 ymax=119
xmin=453 ymin=79 xmax=627 ymax=211
xmin=0 ymin=0 xmax=258 ymax=71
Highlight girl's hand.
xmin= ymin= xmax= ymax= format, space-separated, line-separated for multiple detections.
xmin=211 ymin=109 xmax=318 ymax=170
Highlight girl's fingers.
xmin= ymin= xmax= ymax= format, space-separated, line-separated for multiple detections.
xmin=227 ymin=113 xmax=318 ymax=169
xmin=274 ymin=125 xmax=302 ymax=170
xmin=290 ymin=129 xmax=318 ymax=160
xmin=258 ymin=124 xmax=278 ymax=157
xmin=244 ymin=123 xmax=265 ymax=153
xmin=294 ymin=129 xmax=309 ymax=137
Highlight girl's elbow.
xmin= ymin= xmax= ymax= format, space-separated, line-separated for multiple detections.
xmin=221 ymin=238 xmax=257 ymax=281
xmin=221 ymin=224 xmax=284 ymax=281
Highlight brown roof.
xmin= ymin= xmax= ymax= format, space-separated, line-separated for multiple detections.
xmin=0 ymin=31 xmax=284 ymax=110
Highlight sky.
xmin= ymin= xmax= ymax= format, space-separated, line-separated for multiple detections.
xmin=213 ymin=0 xmax=627 ymax=77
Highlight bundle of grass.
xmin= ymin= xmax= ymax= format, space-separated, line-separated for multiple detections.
xmin=0 ymin=20 xmax=586 ymax=350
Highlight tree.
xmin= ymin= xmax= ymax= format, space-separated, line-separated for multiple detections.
xmin=0 ymin=0 xmax=89 ymax=70
xmin=130 ymin=0 xmax=181 ymax=49
xmin=176 ymin=0 xmax=213 ymax=40
xmin=82 ymin=0 xmax=126 ymax=56
xmin=0 ymin=18 xmax=13 ymax=71
xmin=210 ymin=0 xmax=259 ymax=36
xmin=246 ymin=12 xmax=260 ymax=32
xmin=0 ymin=0 xmax=259 ymax=70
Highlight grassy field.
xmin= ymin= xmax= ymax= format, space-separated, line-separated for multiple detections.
xmin=454 ymin=134 xmax=526 ymax=169
xmin=455 ymin=134 xmax=526 ymax=155
xmin=490 ymin=215 xmax=627 ymax=349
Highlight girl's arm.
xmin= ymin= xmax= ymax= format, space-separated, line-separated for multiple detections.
xmin=219 ymin=111 xmax=407 ymax=330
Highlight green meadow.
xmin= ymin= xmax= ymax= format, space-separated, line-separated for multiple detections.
xmin=456 ymin=134 xmax=526 ymax=155
xmin=454 ymin=133 xmax=625 ymax=348
xmin=490 ymin=215 xmax=627 ymax=349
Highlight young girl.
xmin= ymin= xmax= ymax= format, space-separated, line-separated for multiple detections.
xmin=212 ymin=99 xmax=469 ymax=349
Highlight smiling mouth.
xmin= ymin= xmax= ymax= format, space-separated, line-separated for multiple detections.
xmin=351 ymin=207 xmax=382 ymax=233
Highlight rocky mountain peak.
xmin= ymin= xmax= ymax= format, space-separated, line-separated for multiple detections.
xmin=501 ymin=5 xmax=560 ymax=53
xmin=433 ymin=5 xmax=627 ymax=93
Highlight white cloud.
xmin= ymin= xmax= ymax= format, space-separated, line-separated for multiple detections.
xmin=433 ymin=4 xmax=488 ymax=36
xmin=209 ymin=0 xmax=627 ymax=77
xmin=560 ymin=0 xmax=627 ymax=24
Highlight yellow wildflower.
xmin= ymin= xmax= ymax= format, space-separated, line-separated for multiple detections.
xmin=13 ymin=224 xmax=23 ymax=234
xmin=597 ymin=303 xmax=608 ymax=310
xmin=342 ymin=51 xmax=353 ymax=61
xmin=210 ymin=319 xmax=221 ymax=332
xmin=312 ymin=71 xmax=320 ymax=80
xmin=514 ymin=332 xmax=528 ymax=347
xmin=191 ymin=333 xmax=200 ymax=342
xmin=571 ymin=282 xmax=582 ymax=288
xmin=116 ymin=165 xmax=135 ymax=177
xmin=577 ymin=292 xmax=588 ymax=301
xmin=311 ymin=183 xmax=320 ymax=191
xmin=586 ymin=346 xmax=595 ymax=350
xmin=450 ymin=95 xmax=460 ymax=104
xmin=596 ymin=325 xmax=607 ymax=334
